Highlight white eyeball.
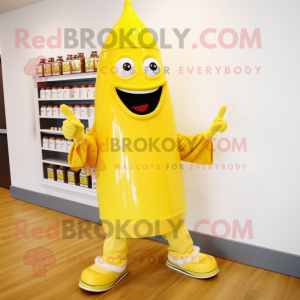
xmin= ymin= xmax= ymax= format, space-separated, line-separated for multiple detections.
xmin=143 ymin=58 xmax=161 ymax=77
xmin=115 ymin=58 xmax=136 ymax=78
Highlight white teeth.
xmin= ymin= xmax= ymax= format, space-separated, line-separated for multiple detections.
xmin=117 ymin=87 xmax=159 ymax=94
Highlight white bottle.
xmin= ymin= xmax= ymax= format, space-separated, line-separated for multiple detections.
xmin=52 ymin=87 xmax=58 ymax=98
xmin=46 ymin=105 xmax=53 ymax=117
xmin=45 ymin=88 xmax=52 ymax=99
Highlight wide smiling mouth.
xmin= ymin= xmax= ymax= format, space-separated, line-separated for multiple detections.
xmin=116 ymin=86 xmax=163 ymax=115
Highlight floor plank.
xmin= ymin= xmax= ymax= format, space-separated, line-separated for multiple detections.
xmin=0 ymin=187 xmax=299 ymax=300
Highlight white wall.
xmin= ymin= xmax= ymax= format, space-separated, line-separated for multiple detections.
xmin=0 ymin=0 xmax=299 ymax=256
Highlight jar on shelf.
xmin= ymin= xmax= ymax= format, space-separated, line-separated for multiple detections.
xmin=87 ymin=84 xmax=95 ymax=98
xmin=85 ymin=51 xmax=98 ymax=73
xmin=90 ymin=166 xmax=97 ymax=190
xmin=74 ymin=104 xmax=81 ymax=118
xmin=72 ymin=52 xmax=85 ymax=74
xmin=47 ymin=164 xmax=58 ymax=181
xmin=55 ymin=137 xmax=62 ymax=150
xmin=49 ymin=137 xmax=56 ymax=149
xmin=61 ymin=138 xmax=67 ymax=151
xmin=64 ymin=86 xmax=73 ymax=98
xmin=80 ymin=85 xmax=88 ymax=98
xmin=52 ymin=56 xmax=64 ymax=76
xmin=45 ymin=87 xmax=52 ymax=98
xmin=73 ymin=85 xmax=80 ymax=98
xmin=57 ymin=86 xmax=64 ymax=98
xmin=40 ymin=104 xmax=47 ymax=116
xmin=62 ymin=55 xmax=73 ymax=75
xmin=44 ymin=58 xmax=54 ymax=77
xmin=80 ymin=104 xmax=88 ymax=118
xmin=46 ymin=105 xmax=53 ymax=116
xmin=68 ymin=168 xmax=80 ymax=185
xmin=57 ymin=166 xmax=69 ymax=183
xmin=43 ymin=136 xmax=49 ymax=148
xmin=89 ymin=104 xmax=94 ymax=117
xmin=36 ymin=58 xmax=46 ymax=77
xmin=40 ymin=87 xmax=46 ymax=98
xmin=80 ymin=167 xmax=92 ymax=188
xmin=53 ymin=104 xmax=60 ymax=117
xmin=67 ymin=140 xmax=74 ymax=151
xmin=52 ymin=86 xmax=58 ymax=98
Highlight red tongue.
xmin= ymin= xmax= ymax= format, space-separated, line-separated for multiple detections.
xmin=132 ymin=104 xmax=149 ymax=113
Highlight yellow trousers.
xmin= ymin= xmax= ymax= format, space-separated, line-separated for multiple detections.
xmin=102 ymin=223 xmax=194 ymax=267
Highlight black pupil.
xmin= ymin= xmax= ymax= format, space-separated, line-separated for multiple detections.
xmin=123 ymin=63 xmax=131 ymax=71
xmin=149 ymin=62 xmax=157 ymax=71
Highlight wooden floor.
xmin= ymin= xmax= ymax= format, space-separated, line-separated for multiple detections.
xmin=0 ymin=187 xmax=299 ymax=300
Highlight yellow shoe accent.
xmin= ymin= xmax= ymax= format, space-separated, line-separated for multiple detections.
xmin=79 ymin=263 xmax=128 ymax=292
xmin=167 ymin=248 xmax=219 ymax=279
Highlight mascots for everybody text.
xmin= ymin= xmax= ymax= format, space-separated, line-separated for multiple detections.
xmin=61 ymin=0 xmax=228 ymax=292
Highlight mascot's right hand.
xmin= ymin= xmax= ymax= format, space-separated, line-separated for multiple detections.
xmin=60 ymin=104 xmax=85 ymax=142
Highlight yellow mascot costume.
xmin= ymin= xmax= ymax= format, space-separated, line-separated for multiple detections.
xmin=61 ymin=0 xmax=228 ymax=292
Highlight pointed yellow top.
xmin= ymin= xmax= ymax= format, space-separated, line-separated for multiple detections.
xmin=101 ymin=0 xmax=159 ymax=52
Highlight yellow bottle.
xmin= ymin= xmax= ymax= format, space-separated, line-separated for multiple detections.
xmin=62 ymin=0 xmax=226 ymax=238
xmin=95 ymin=0 xmax=186 ymax=237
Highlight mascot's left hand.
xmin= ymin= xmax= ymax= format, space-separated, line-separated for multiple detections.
xmin=204 ymin=105 xmax=228 ymax=139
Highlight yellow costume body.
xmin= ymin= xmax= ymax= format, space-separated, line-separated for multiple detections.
xmin=61 ymin=0 xmax=227 ymax=292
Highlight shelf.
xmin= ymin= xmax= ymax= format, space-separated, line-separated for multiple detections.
xmin=39 ymin=116 xmax=92 ymax=120
xmin=40 ymin=130 xmax=64 ymax=135
xmin=41 ymin=179 xmax=97 ymax=197
xmin=42 ymin=156 xmax=69 ymax=167
xmin=37 ymin=73 xmax=97 ymax=82
xmin=38 ymin=98 xmax=95 ymax=101
xmin=42 ymin=147 xmax=69 ymax=153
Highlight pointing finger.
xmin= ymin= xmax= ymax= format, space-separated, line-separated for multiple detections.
xmin=60 ymin=104 xmax=77 ymax=121
xmin=217 ymin=105 xmax=227 ymax=119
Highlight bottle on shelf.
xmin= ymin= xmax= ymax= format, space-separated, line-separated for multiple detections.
xmin=73 ymin=85 xmax=80 ymax=98
xmin=85 ymin=51 xmax=99 ymax=73
xmin=47 ymin=164 xmax=58 ymax=181
xmin=41 ymin=104 xmax=47 ymax=116
xmin=87 ymin=84 xmax=95 ymax=98
xmin=52 ymin=87 xmax=58 ymax=99
xmin=45 ymin=87 xmax=52 ymax=99
xmin=44 ymin=58 xmax=54 ymax=77
xmin=36 ymin=58 xmax=46 ymax=77
xmin=64 ymin=86 xmax=73 ymax=98
xmin=80 ymin=167 xmax=92 ymax=188
xmin=43 ymin=136 xmax=49 ymax=148
xmin=80 ymin=85 xmax=88 ymax=98
xmin=46 ymin=104 xmax=53 ymax=116
xmin=68 ymin=168 xmax=80 ymax=185
xmin=57 ymin=86 xmax=64 ymax=98
xmin=52 ymin=56 xmax=64 ymax=76
xmin=62 ymin=55 xmax=73 ymax=75
xmin=57 ymin=166 xmax=69 ymax=183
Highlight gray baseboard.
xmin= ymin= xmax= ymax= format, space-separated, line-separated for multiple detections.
xmin=11 ymin=185 xmax=300 ymax=279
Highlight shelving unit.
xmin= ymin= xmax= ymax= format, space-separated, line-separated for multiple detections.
xmin=34 ymin=73 xmax=97 ymax=197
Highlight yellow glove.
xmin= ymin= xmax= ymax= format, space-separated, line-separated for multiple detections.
xmin=204 ymin=105 xmax=228 ymax=140
xmin=60 ymin=104 xmax=85 ymax=143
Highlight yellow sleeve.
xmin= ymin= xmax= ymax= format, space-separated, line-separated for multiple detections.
xmin=68 ymin=123 xmax=97 ymax=171
xmin=178 ymin=132 xmax=213 ymax=165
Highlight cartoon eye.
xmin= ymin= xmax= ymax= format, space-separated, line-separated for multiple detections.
xmin=143 ymin=58 xmax=161 ymax=77
xmin=116 ymin=58 xmax=136 ymax=78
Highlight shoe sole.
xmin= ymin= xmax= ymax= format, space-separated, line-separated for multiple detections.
xmin=79 ymin=270 xmax=128 ymax=292
xmin=166 ymin=261 xmax=219 ymax=279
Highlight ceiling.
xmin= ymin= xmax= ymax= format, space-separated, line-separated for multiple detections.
xmin=0 ymin=0 xmax=44 ymax=14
